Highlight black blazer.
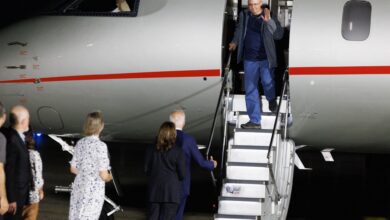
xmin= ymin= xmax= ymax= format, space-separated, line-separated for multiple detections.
xmin=145 ymin=145 xmax=185 ymax=204
xmin=4 ymin=128 xmax=32 ymax=204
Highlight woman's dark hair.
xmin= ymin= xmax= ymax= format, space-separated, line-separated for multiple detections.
xmin=156 ymin=121 xmax=176 ymax=151
xmin=25 ymin=129 xmax=36 ymax=150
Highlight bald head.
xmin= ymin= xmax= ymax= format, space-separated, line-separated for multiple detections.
xmin=248 ymin=0 xmax=263 ymax=16
xmin=169 ymin=110 xmax=186 ymax=130
xmin=10 ymin=105 xmax=30 ymax=132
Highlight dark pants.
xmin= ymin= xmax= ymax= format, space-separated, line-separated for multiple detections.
xmin=4 ymin=204 xmax=23 ymax=220
xmin=4 ymin=187 xmax=29 ymax=220
xmin=175 ymin=196 xmax=187 ymax=220
xmin=149 ymin=202 xmax=178 ymax=220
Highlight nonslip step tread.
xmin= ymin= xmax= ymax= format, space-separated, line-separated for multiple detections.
xmin=227 ymin=162 xmax=268 ymax=167
xmin=219 ymin=196 xmax=264 ymax=202
xmin=231 ymin=145 xmax=273 ymax=150
xmin=214 ymin=214 xmax=257 ymax=219
xmin=236 ymin=111 xmax=276 ymax=117
xmin=235 ymin=128 xmax=281 ymax=133
xmin=223 ymin=179 xmax=267 ymax=185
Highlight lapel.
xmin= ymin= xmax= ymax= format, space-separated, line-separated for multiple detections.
xmin=10 ymin=127 xmax=27 ymax=152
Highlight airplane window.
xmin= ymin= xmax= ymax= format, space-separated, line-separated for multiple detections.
xmin=42 ymin=0 xmax=139 ymax=16
xmin=341 ymin=0 xmax=371 ymax=41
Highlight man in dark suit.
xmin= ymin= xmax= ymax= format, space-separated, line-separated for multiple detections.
xmin=169 ymin=110 xmax=217 ymax=220
xmin=0 ymin=102 xmax=9 ymax=219
xmin=4 ymin=105 xmax=31 ymax=220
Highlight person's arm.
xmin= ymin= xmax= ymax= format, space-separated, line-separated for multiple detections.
xmin=99 ymin=170 xmax=113 ymax=182
xmin=176 ymin=149 xmax=186 ymax=181
xmin=69 ymin=142 xmax=79 ymax=175
xmin=263 ymin=9 xmax=284 ymax=40
xmin=0 ymin=163 xmax=9 ymax=215
xmin=70 ymin=166 xmax=78 ymax=175
xmin=229 ymin=11 xmax=245 ymax=50
xmin=188 ymin=137 xmax=214 ymax=171
xmin=97 ymin=143 xmax=112 ymax=182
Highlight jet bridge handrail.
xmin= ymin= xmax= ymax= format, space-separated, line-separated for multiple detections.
xmin=206 ymin=51 xmax=233 ymax=186
xmin=266 ymin=68 xmax=289 ymax=202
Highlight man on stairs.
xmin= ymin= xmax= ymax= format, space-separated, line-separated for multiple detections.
xmin=229 ymin=0 xmax=284 ymax=129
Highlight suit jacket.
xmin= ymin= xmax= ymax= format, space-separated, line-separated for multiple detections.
xmin=176 ymin=130 xmax=214 ymax=196
xmin=4 ymin=128 xmax=32 ymax=204
xmin=145 ymin=145 xmax=185 ymax=203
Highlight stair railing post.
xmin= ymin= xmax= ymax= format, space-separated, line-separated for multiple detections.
xmin=206 ymin=52 xmax=233 ymax=188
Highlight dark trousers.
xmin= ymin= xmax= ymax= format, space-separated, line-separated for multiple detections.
xmin=4 ymin=204 xmax=23 ymax=220
xmin=149 ymin=202 xmax=178 ymax=220
xmin=175 ymin=196 xmax=187 ymax=220
xmin=4 ymin=188 xmax=28 ymax=220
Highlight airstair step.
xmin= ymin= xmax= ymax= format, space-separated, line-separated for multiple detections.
xmin=214 ymin=214 xmax=257 ymax=220
xmin=222 ymin=179 xmax=266 ymax=199
xmin=218 ymin=197 xmax=263 ymax=216
xmin=234 ymin=129 xmax=279 ymax=146
xmin=226 ymin=162 xmax=269 ymax=181
xmin=232 ymin=95 xmax=287 ymax=113
xmin=237 ymin=113 xmax=279 ymax=130
xmin=228 ymin=145 xmax=273 ymax=164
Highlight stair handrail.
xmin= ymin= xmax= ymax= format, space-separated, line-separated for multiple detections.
xmin=206 ymin=51 xmax=233 ymax=186
xmin=266 ymin=68 xmax=289 ymax=202
xmin=267 ymin=68 xmax=289 ymax=158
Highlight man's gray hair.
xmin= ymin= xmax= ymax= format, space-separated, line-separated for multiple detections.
xmin=169 ymin=109 xmax=186 ymax=125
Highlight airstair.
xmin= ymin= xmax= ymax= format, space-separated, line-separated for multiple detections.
xmin=202 ymin=50 xmax=296 ymax=220
xmin=213 ymin=93 xmax=295 ymax=220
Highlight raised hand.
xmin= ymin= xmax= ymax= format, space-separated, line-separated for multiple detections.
xmin=261 ymin=8 xmax=271 ymax=22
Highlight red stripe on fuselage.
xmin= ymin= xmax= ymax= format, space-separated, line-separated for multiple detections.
xmin=0 ymin=69 xmax=221 ymax=83
xmin=289 ymin=66 xmax=390 ymax=75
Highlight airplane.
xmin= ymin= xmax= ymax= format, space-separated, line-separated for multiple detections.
xmin=0 ymin=0 xmax=226 ymax=144
xmin=1 ymin=0 xmax=388 ymax=219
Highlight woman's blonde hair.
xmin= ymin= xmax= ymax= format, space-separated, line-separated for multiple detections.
xmin=156 ymin=121 xmax=176 ymax=151
xmin=83 ymin=111 xmax=104 ymax=136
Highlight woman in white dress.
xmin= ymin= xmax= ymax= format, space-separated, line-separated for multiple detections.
xmin=69 ymin=111 xmax=113 ymax=220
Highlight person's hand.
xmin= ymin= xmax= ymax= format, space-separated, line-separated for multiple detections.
xmin=108 ymin=172 xmax=113 ymax=182
xmin=0 ymin=196 xmax=9 ymax=215
xmin=8 ymin=202 xmax=16 ymax=215
xmin=210 ymin=156 xmax=217 ymax=168
xmin=261 ymin=8 xmax=271 ymax=22
xmin=228 ymin=42 xmax=237 ymax=51
xmin=39 ymin=189 xmax=44 ymax=200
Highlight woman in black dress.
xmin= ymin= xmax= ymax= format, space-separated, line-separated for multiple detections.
xmin=145 ymin=121 xmax=185 ymax=220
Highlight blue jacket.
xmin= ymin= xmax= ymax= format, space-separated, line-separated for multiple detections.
xmin=176 ymin=130 xmax=214 ymax=196
xmin=231 ymin=9 xmax=284 ymax=67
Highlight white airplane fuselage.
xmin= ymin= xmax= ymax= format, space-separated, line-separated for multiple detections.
xmin=0 ymin=0 xmax=225 ymax=143
xmin=289 ymin=0 xmax=390 ymax=152
xmin=1 ymin=0 xmax=390 ymax=153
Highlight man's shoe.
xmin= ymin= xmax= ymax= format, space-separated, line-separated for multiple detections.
xmin=241 ymin=121 xmax=261 ymax=129
xmin=269 ymin=99 xmax=277 ymax=113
